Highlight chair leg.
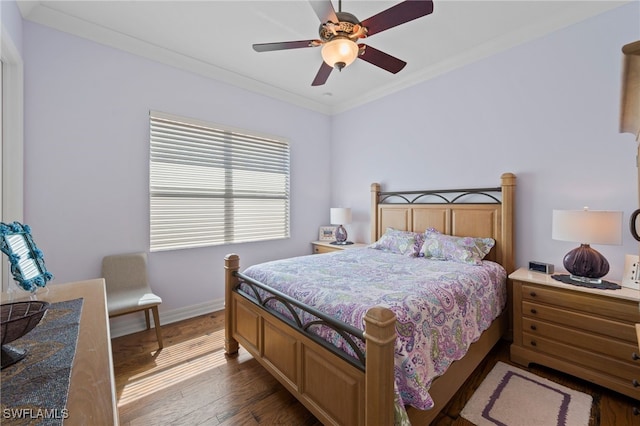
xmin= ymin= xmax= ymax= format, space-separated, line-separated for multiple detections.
xmin=144 ymin=309 xmax=151 ymax=330
xmin=151 ymin=305 xmax=163 ymax=349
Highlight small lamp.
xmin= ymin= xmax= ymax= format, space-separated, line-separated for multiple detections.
xmin=330 ymin=208 xmax=352 ymax=245
xmin=552 ymin=208 xmax=623 ymax=284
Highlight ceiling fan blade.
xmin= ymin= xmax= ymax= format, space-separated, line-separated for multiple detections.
xmin=311 ymin=62 xmax=333 ymax=86
xmin=253 ymin=40 xmax=319 ymax=52
xmin=360 ymin=0 xmax=434 ymax=37
xmin=358 ymin=44 xmax=406 ymax=74
xmin=308 ymin=0 xmax=338 ymax=24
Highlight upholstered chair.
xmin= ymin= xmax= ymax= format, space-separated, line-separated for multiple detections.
xmin=101 ymin=252 xmax=163 ymax=349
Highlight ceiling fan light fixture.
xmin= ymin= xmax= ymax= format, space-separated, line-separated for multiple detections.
xmin=321 ymin=37 xmax=359 ymax=71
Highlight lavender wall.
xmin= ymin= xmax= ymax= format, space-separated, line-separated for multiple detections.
xmin=21 ymin=22 xmax=331 ymax=321
xmin=330 ymin=2 xmax=639 ymax=281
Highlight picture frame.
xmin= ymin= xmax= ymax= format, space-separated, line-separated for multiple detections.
xmin=0 ymin=221 xmax=53 ymax=292
xmin=318 ymin=226 xmax=337 ymax=241
xmin=621 ymin=254 xmax=639 ymax=290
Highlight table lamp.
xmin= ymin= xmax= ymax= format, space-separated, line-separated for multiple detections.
xmin=330 ymin=208 xmax=352 ymax=245
xmin=552 ymin=208 xmax=623 ymax=284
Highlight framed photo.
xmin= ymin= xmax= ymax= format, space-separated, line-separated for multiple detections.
xmin=318 ymin=226 xmax=337 ymax=241
xmin=622 ymin=254 xmax=639 ymax=290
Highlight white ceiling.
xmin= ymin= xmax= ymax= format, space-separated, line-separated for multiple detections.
xmin=17 ymin=0 xmax=628 ymax=115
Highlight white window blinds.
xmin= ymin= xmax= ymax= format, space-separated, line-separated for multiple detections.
xmin=149 ymin=111 xmax=290 ymax=251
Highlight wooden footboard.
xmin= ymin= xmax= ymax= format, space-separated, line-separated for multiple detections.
xmin=225 ymin=253 xmax=395 ymax=425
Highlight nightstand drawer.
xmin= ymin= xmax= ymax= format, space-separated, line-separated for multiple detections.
xmin=521 ymin=332 xmax=640 ymax=385
xmin=313 ymin=244 xmax=338 ymax=254
xmin=522 ymin=301 xmax=637 ymax=343
xmin=522 ymin=317 xmax=638 ymax=362
xmin=311 ymin=241 xmax=367 ymax=254
xmin=521 ymin=284 xmax=639 ymax=323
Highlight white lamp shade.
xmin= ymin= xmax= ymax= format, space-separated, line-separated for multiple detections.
xmin=321 ymin=38 xmax=359 ymax=69
xmin=552 ymin=209 xmax=623 ymax=245
xmin=330 ymin=208 xmax=352 ymax=225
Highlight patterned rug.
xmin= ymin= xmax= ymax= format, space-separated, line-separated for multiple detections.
xmin=1 ymin=298 xmax=83 ymax=425
xmin=461 ymin=361 xmax=593 ymax=426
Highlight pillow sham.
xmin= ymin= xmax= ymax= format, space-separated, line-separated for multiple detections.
xmin=369 ymin=228 xmax=424 ymax=257
xmin=419 ymin=228 xmax=495 ymax=265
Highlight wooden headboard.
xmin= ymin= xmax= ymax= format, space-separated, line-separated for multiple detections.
xmin=370 ymin=172 xmax=516 ymax=274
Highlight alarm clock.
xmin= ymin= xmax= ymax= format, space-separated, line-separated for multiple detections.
xmin=528 ymin=261 xmax=554 ymax=274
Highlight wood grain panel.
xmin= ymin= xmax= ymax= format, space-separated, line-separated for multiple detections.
xmin=450 ymin=206 xmax=499 ymax=238
xmin=522 ymin=317 xmax=637 ymax=362
xmin=233 ymin=297 xmax=260 ymax=352
xmin=521 ymin=301 xmax=637 ymax=343
xmin=263 ymin=319 xmax=299 ymax=389
xmin=521 ymin=285 xmax=640 ymax=324
xmin=451 ymin=206 xmax=500 ymax=262
xmin=521 ymin=333 xmax=640 ymax=387
xmin=301 ymin=345 xmax=364 ymax=426
xmin=378 ymin=206 xmax=410 ymax=234
xmin=412 ymin=207 xmax=449 ymax=233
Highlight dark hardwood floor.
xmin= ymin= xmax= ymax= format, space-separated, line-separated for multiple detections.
xmin=112 ymin=311 xmax=640 ymax=425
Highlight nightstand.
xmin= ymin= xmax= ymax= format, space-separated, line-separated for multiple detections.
xmin=311 ymin=241 xmax=367 ymax=254
xmin=509 ymin=267 xmax=640 ymax=400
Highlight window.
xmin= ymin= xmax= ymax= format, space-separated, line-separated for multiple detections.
xmin=149 ymin=111 xmax=290 ymax=251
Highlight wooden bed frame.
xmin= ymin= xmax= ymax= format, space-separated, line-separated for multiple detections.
xmin=224 ymin=172 xmax=516 ymax=425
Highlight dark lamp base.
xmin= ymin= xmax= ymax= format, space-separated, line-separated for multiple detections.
xmin=334 ymin=224 xmax=348 ymax=244
xmin=330 ymin=241 xmax=353 ymax=245
xmin=562 ymin=244 xmax=609 ymax=281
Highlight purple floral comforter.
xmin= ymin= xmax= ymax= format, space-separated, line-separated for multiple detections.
xmin=241 ymin=247 xmax=506 ymax=414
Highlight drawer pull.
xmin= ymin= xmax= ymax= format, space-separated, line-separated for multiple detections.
xmin=530 ymin=340 xmax=537 ymax=347
xmin=530 ymin=324 xmax=537 ymax=331
xmin=634 ymin=407 xmax=640 ymax=416
xmin=530 ymin=308 xmax=537 ymax=314
xmin=529 ymin=291 xmax=537 ymax=297
xmin=633 ymin=379 xmax=640 ymax=388
xmin=633 ymin=352 xmax=640 ymax=361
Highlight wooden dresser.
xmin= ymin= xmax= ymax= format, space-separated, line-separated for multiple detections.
xmin=1 ymin=279 xmax=119 ymax=425
xmin=510 ymin=268 xmax=640 ymax=400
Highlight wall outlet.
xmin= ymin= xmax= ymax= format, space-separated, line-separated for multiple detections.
xmin=622 ymin=254 xmax=640 ymax=290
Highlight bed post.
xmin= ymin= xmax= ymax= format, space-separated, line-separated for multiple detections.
xmin=500 ymin=173 xmax=516 ymax=275
xmin=371 ymin=183 xmax=381 ymax=243
xmin=224 ymin=253 xmax=240 ymax=355
xmin=500 ymin=173 xmax=516 ymax=342
xmin=363 ymin=306 xmax=396 ymax=425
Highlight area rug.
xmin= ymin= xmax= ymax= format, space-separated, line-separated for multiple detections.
xmin=460 ymin=361 xmax=592 ymax=426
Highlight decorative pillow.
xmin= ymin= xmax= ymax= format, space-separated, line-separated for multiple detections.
xmin=369 ymin=228 xmax=424 ymax=257
xmin=419 ymin=228 xmax=495 ymax=265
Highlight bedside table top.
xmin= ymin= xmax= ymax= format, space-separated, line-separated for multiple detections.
xmin=509 ymin=267 xmax=639 ymax=302
xmin=312 ymin=241 xmax=368 ymax=249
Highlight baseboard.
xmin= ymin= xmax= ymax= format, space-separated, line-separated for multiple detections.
xmin=109 ymin=297 xmax=225 ymax=338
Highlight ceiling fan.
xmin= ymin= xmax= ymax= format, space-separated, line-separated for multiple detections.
xmin=252 ymin=0 xmax=434 ymax=86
